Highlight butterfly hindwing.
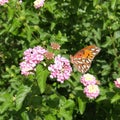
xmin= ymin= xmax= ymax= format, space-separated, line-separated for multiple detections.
xmin=70 ymin=45 xmax=101 ymax=74
xmin=72 ymin=57 xmax=91 ymax=73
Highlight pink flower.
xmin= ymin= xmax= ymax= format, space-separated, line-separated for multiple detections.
xmin=84 ymin=85 xmax=100 ymax=99
xmin=48 ymin=55 xmax=72 ymax=83
xmin=114 ymin=78 xmax=120 ymax=88
xmin=34 ymin=0 xmax=45 ymax=9
xmin=20 ymin=46 xmax=46 ymax=76
xmin=23 ymin=46 xmax=46 ymax=64
xmin=0 ymin=0 xmax=8 ymax=5
xmin=19 ymin=61 xmax=35 ymax=76
xmin=19 ymin=0 xmax=22 ymax=4
xmin=80 ymin=73 xmax=97 ymax=86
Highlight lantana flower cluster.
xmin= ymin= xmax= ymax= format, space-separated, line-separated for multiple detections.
xmin=0 ymin=0 xmax=8 ymax=5
xmin=48 ymin=55 xmax=72 ymax=83
xmin=20 ymin=46 xmax=46 ymax=76
xmin=114 ymin=78 xmax=120 ymax=88
xmin=20 ymin=43 xmax=72 ymax=83
xmin=80 ymin=73 xmax=100 ymax=99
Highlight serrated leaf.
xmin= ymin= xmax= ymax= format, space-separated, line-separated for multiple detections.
xmin=77 ymin=97 xmax=86 ymax=115
xmin=15 ymin=85 xmax=31 ymax=111
xmin=36 ymin=65 xmax=49 ymax=93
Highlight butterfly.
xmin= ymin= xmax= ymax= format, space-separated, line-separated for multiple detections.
xmin=70 ymin=45 xmax=101 ymax=74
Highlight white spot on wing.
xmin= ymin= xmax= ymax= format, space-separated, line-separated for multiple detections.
xmin=86 ymin=59 xmax=90 ymax=63
xmin=91 ymin=48 xmax=95 ymax=51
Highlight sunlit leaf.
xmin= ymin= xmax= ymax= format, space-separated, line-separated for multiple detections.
xmin=111 ymin=0 xmax=117 ymax=10
xmin=15 ymin=85 xmax=31 ymax=111
xmin=114 ymin=31 xmax=120 ymax=39
xmin=21 ymin=111 xmax=30 ymax=120
xmin=77 ymin=97 xmax=86 ymax=115
xmin=111 ymin=93 xmax=120 ymax=103
xmin=36 ymin=65 xmax=49 ymax=93
xmin=45 ymin=114 xmax=56 ymax=120
xmin=0 ymin=92 xmax=13 ymax=114
xmin=93 ymin=0 xmax=99 ymax=6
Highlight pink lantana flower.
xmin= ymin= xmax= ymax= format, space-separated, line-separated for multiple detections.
xmin=19 ymin=61 xmax=35 ymax=76
xmin=114 ymin=78 xmax=120 ymax=88
xmin=84 ymin=85 xmax=100 ymax=99
xmin=20 ymin=46 xmax=46 ymax=76
xmin=0 ymin=0 xmax=8 ymax=5
xmin=80 ymin=73 xmax=97 ymax=86
xmin=34 ymin=0 xmax=45 ymax=9
xmin=48 ymin=55 xmax=72 ymax=83
xmin=23 ymin=46 xmax=46 ymax=64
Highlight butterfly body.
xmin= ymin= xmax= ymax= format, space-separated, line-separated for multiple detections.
xmin=70 ymin=45 xmax=101 ymax=74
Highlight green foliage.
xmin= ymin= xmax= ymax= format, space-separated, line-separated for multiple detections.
xmin=15 ymin=85 xmax=31 ymax=111
xmin=77 ymin=97 xmax=86 ymax=115
xmin=36 ymin=64 xmax=49 ymax=93
xmin=0 ymin=0 xmax=120 ymax=119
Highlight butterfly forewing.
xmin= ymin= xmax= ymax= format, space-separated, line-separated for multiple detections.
xmin=70 ymin=45 xmax=101 ymax=74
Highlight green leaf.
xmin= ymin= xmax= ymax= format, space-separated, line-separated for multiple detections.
xmin=101 ymin=36 xmax=114 ymax=48
xmin=111 ymin=0 xmax=116 ymax=10
xmin=77 ymin=97 xmax=86 ymax=115
xmin=58 ymin=98 xmax=74 ymax=120
xmin=96 ymin=87 xmax=108 ymax=102
xmin=9 ymin=18 xmax=21 ymax=34
xmin=59 ymin=108 xmax=72 ymax=120
xmin=0 ymin=92 xmax=13 ymax=114
xmin=111 ymin=93 xmax=120 ymax=103
xmin=7 ymin=6 xmax=15 ymax=22
xmin=114 ymin=31 xmax=120 ymax=39
xmin=62 ymin=99 xmax=75 ymax=109
xmin=34 ymin=116 xmax=42 ymax=120
xmin=93 ymin=0 xmax=99 ymax=6
xmin=36 ymin=65 xmax=49 ymax=93
xmin=101 ymin=65 xmax=111 ymax=76
xmin=45 ymin=114 xmax=56 ymax=120
xmin=50 ymin=22 xmax=56 ymax=31
xmin=0 ymin=116 xmax=5 ymax=120
xmin=45 ymin=1 xmax=57 ymax=13
xmin=21 ymin=111 xmax=30 ymax=120
xmin=15 ymin=85 xmax=31 ymax=111
xmin=96 ymin=95 xmax=107 ymax=102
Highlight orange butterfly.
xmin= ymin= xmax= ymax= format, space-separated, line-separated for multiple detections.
xmin=70 ymin=45 xmax=101 ymax=74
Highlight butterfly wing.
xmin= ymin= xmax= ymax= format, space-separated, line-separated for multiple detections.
xmin=70 ymin=45 xmax=101 ymax=74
